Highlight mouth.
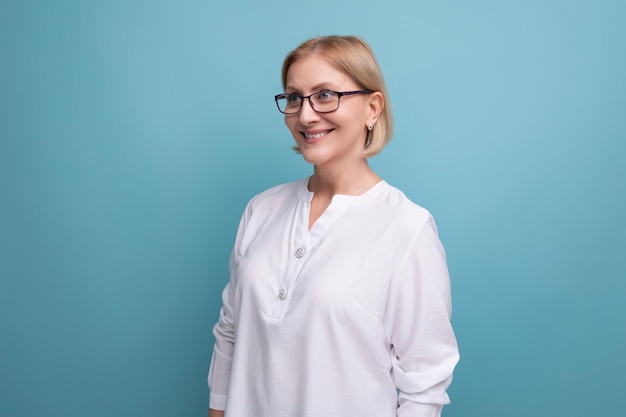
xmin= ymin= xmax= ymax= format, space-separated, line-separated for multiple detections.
xmin=302 ymin=129 xmax=333 ymax=142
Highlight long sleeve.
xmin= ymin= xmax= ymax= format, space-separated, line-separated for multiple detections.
xmin=208 ymin=207 xmax=251 ymax=411
xmin=207 ymin=251 xmax=236 ymax=410
xmin=384 ymin=215 xmax=459 ymax=417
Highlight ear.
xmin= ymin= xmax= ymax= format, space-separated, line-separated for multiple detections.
xmin=366 ymin=91 xmax=384 ymax=127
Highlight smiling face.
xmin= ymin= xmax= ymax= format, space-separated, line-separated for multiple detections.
xmin=284 ymin=53 xmax=382 ymax=170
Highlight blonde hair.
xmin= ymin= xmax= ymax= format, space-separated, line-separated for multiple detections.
xmin=281 ymin=35 xmax=393 ymax=157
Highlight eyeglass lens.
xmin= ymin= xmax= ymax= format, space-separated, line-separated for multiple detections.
xmin=278 ymin=91 xmax=339 ymax=114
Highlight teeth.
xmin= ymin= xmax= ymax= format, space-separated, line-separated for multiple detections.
xmin=304 ymin=131 xmax=327 ymax=139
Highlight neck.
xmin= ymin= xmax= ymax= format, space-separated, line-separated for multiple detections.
xmin=308 ymin=160 xmax=381 ymax=197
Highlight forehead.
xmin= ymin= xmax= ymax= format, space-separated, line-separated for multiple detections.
xmin=285 ymin=53 xmax=357 ymax=92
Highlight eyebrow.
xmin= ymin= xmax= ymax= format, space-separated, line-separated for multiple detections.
xmin=284 ymin=83 xmax=340 ymax=94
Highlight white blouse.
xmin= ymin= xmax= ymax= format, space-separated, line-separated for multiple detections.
xmin=208 ymin=178 xmax=459 ymax=417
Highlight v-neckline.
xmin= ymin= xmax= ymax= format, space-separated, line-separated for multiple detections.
xmin=296 ymin=177 xmax=387 ymax=236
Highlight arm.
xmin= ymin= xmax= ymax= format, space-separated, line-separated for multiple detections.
xmin=207 ymin=237 xmax=241 ymax=410
xmin=208 ymin=209 xmax=250 ymax=413
xmin=207 ymin=269 xmax=236 ymax=412
xmin=208 ymin=409 xmax=225 ymax=417
xmin=385 ymin=216 xmax=459 ymax=417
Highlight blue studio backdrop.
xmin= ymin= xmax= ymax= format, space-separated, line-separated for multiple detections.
xmin=1 ymin=1 xmax=624 ymax=416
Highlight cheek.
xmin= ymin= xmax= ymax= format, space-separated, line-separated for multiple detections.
xmin=284 ymin=118 xmax=299 ymax=135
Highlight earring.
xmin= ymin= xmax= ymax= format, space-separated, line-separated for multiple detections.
xmin=368 ymin=123 xmax=374 ymax=131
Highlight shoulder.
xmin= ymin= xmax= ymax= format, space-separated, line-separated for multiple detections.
xmin=244 ymin=177 xmax=308 ymax=214
xmin=377 ymin=182 xmax=435 ymax=230
xmin=375 ymin=183 xmax=447 ymax=265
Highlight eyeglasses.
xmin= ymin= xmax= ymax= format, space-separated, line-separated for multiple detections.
xmin=274 ymin=89 xmax=374 ymax=115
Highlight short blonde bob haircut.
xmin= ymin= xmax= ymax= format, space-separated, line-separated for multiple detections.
xmin=281 ymin=35 xmax=393 ymax=157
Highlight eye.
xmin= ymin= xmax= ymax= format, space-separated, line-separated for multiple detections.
xmin=314 ymin=91 xmax=336 ymax=102
xmin=286 ymin=94 xmax=301 ymax=104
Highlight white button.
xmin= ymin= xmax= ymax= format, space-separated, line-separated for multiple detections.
xmin=278 ymin=289 xmax=286 ymax=300
xmin=295 ymin=247 xmax=304 ymax=258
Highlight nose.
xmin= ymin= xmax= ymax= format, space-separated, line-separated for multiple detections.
xmin=297 ymin=97 xmax=320 ymax=125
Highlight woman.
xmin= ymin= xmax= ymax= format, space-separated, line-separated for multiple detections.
xmin=208 ymin=35 xmax=459 ymax=417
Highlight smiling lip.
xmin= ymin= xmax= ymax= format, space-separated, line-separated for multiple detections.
xmin=302 ymin=129 xmax=333 ymax=142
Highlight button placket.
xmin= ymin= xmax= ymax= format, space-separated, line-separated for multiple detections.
xmin=277 ymin=245 xmax=306 ymax=303
xmin=274 ymin=198 xmax=310 ymax=313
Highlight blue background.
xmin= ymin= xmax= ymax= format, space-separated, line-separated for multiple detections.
xmin=1 ymin=1 xmax=624 ymax=416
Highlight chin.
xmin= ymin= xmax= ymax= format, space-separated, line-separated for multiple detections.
xmin=299 ymin=147 xmax=332 ymax=166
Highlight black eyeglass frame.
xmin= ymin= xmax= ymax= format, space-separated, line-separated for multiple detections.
xmin=274 ymin=89 xmax=374 ymax=114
